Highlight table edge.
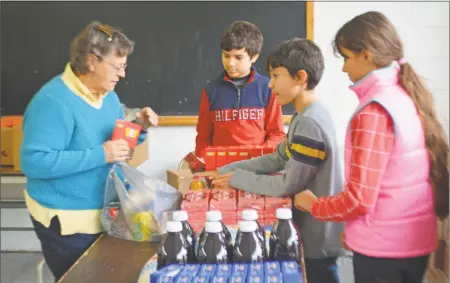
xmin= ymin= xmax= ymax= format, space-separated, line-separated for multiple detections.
xmin=57 ymin=234 xmax=105 ymax=282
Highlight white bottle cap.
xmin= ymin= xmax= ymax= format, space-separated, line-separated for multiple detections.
xmin=242 ymin=209 xmax=259 ymax=221
xmin=206 ymin=210 xmax=222 ymax=222
xmin=276 ymin=208 xmax=292 ymax=220
xmin=166 ymin=221 xmax=183 ymax=233
xmin=239 ymin=220 xmax=258 ymax=233
xmin=172 ymin=210 xmax=188 ymax=222
xmin=205 ymin=221 xmax=223 ymax=233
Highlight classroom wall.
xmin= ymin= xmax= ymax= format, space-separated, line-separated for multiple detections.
xmin=139 ymin=1 xmax=449 ymax=180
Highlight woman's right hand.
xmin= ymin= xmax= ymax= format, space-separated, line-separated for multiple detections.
xmin=103 ymin=139 xmax=130 ymax=163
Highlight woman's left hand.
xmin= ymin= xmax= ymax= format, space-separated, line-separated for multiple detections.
xmin=136 ymin=107 xmax=159 ymax=128
xmin=294 ymin=190 xmax=318 ymax=212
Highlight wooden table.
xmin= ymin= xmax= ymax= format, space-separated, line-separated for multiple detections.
xmin=57 ymin=233 xmax=308 ymax=283
xmin=58 ymin=235 xmax=158 ymax=283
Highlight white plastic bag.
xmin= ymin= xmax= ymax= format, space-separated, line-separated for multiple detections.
xmin=100 ymin=162 xmax=182 ymax=242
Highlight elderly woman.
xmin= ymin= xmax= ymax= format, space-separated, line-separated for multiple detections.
xmin=20 ymin=21 xmax=158 ymax=281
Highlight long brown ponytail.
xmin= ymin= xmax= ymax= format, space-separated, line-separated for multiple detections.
xmin=399 ymin=62 xmax=449 ymax=219
xmin=333 ymin=11 xmax=449 ymax=219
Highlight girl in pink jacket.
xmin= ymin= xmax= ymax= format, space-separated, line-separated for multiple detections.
xmin=295 ymin=11 xmax=449 ymax=283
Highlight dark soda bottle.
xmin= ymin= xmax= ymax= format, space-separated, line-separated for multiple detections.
xmin=198 ymin=210 xmax=232 ymax=243
xmin=241 ymin=209 xmax=266 ymax=256
xmin=172 ymin=210 xmax=196 ymax=262
xmin=233 ymin=220 xmax=265 ymax=263
xmin=269 ymin=208 xmax=301 ymax=262
xmin=198 ymin=210 xmax=233 ymax=257
xmin=156 ymin=221 xmax=189 ymax=270
xmin=197 ymin=222 xmax=231 ymax=264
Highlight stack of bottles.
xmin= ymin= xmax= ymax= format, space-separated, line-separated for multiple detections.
xmin=155 ymin=208 xmax=303 ymax=282
xmin=204 ymin=145 xmax=276 ymax=171
xmin=181 ymin=188 xmax=292 ymax=233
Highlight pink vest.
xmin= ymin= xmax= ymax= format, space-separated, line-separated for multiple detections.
xmin=344 ymin=66 xmax=437 ymax=258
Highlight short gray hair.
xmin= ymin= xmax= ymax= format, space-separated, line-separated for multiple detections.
xmin=70 ymin=21 xmax=135 ymax=74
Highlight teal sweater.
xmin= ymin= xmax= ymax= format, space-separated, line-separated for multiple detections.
xmin=21 ymin=75 xmax=146 ymax=210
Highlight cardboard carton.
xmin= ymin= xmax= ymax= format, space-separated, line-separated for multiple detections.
xmin=166 ymin=169 xmax=194 ymax=195
xmin=128 ymin=136 xmax=149 ymax=168
xmin=1 ymin=116 xmax=23 ymax=171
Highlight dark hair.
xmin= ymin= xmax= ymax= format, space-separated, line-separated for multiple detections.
xmin=267 ymin=38 xmax=324 ymax=90
xmin=220 ymin=21 xmax=263 ymax=58
xmin=70 ymin=21 xmax=134 ymax=74
xmin=334 ymin=11 xmax=449 ymax=219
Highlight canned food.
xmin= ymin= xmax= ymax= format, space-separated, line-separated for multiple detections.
xmin=111 ymin=120 xmax=142 ymax=149
xmin=190 ymin=176 xmax=208 ymax=191
xmin=105 ymin=202 xmax=120 ymax=221
xmin=132 ymin=211 xmax=153 ymax=241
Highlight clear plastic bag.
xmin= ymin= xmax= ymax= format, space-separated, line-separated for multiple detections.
xmin=100 ymin=162 xmax=182 ymax=242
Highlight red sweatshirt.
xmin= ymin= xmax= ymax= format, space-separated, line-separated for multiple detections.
xmin=195 ymin=69 xmax=286 ymax=158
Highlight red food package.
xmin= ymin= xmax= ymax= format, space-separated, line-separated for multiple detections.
xmin=181 ymin=189 xmax=211 ymax=210
xmin=237 ymin=190 xmax=265 ymax=210
xmin=204 ymin=147 xmax=217 ymax=171
xmin=250 ymin=145 xmax=263 ymax=158
xmin=238 ymin=145 xmax=250 ymax=162
xmin=184 ymin=152 xmax=206 ymax=172
xmin=221 ymin=210 xmax=237 ymax=220
xmin=111 ymin=120 xmax=142 ymax=149
xmin=186 ymin=211 xmax=208 ymax=220
xmin=189 ymin=222 xmax=205 ymax=234
xmin=209 ymin=188 xmax=237 ymax=211
xmin=215 ymin=147 xmax=228 ymax=168
xmin=264 ymin=209 xmax=277 ymax=220
xmin=264 ymin=196 xmax=292 ymax=210
xmin=262 ymin=145 xmax=276 ymax=155
xmin=222 ymin=218 xmax=237 ymax=227
xmin=227 ymin=146 xmax=240 ymax=164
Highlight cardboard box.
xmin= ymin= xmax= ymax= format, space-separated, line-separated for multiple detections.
xmin=1 ymin=117 xmax=23 ymax=171
xmin=167 ymin=169 xmax=194 ymax=195
xmin=1 ymin=127 xmax=14 ymax=165
xmin=12 ymin=123 xmax=23 ymax=171
xmin=128 ymin=136 xmax=149 ymax=168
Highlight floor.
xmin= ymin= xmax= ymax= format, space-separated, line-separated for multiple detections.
xmin=1 ymin=253 xmax=54 ymax=283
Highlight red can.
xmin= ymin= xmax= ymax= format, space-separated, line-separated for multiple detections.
xmin=185 ymin=152 xmax=205 ymax=172
xmin=215 ymin=146 xmax=228 ymax=168
xmin=238 ymin=145 xmax=250 ymax=162
xmin=111 ymin=120 xmax=142 ymax=149
xmin=204 ymin=147 xmax=217 ymax=171
xmin=105 ymin=202 xmax=120 ymax=221
xmin=226 ymin=146 xmax=240 ymax=164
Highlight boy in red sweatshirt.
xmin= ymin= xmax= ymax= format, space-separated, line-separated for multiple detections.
xmin=195 ymin=21 xmax=286 ymax=160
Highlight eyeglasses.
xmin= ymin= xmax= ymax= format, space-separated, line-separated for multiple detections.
xmin=94 ymin=54 xmax=127 ymax=73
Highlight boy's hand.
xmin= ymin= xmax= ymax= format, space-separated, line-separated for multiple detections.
xmin=194 ymin=170 xmax=219 ymax=178
xmin=211 ymin=172 xmax=234 ymax=188
xmin=294 ymin=190 xmax=317 ymax=212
